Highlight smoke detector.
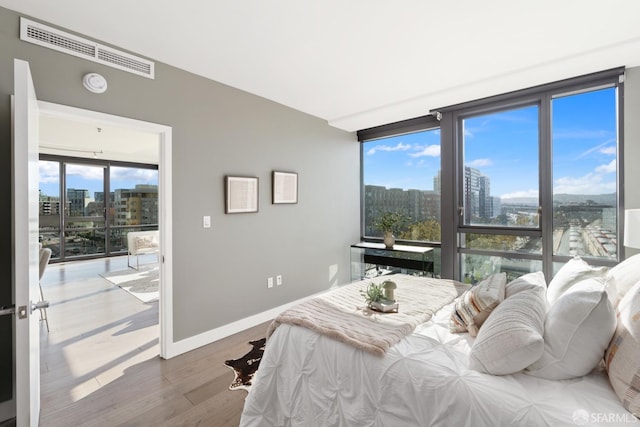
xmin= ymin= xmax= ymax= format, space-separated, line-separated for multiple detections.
xmin=83 ymin=73 xmax=108 ymax=93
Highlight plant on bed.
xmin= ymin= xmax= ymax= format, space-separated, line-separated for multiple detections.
xmin=361 ymin=281 xmax=399 ymax=313
xmin=361 ymin=282 xmax=385 ymax=304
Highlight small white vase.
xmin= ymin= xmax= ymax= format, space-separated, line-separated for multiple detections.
xmin=383 ymin=231 xmax=395 ymax=248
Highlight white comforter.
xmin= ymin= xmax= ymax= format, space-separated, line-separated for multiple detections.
xmin=240 ymin=300 xmax=632 ymax=427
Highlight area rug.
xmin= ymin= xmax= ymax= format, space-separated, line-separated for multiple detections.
xmin=100 ymin=265 xmax=159 ymax=303
xmin=224 ymin=338 xmax=266 ymax=391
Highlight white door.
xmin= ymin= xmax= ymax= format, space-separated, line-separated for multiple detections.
xmin=13 ymin=58 xmax=43 ymax=426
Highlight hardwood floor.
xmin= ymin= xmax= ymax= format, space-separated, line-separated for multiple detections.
xmin=39 ymin=256 xmax=268 ymax=427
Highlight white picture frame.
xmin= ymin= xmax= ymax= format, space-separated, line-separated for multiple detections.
xmin=225 ymin=175 xmax=259 ymax=213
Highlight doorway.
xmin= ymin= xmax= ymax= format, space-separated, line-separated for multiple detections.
xmin=37 ymin=101 xmax=174 ymax=360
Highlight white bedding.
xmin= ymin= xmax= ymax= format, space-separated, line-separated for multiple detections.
xmin=240 ymin=299 xmax=633 ymax=426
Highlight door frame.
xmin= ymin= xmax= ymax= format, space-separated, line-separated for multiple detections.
xmin=38 ymin=101 xmax=175 ymax=359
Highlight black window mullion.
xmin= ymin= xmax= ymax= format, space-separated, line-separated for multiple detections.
xmin=540 ymin=93 xmax=554 ymax=282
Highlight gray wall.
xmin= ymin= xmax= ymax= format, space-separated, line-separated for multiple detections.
xmin=0 ymin=6 xmax=359 ymax=407
xmin=624 ymin=67 xmax=640 ymax=256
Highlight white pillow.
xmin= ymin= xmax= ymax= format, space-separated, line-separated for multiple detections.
xmin=546 ymin=257 xmax=608 ymax=305
xmin=450 ymin=273 xmax=507 ymax=337
xmin=469 ymin=272 xmax=547 ymax=375
xmin=605 ymin=280 xmax=640 ymax=418
xmin=607 ymin=253 xmax=640 ymax=303
xmin=526 ymin=277 xmax=616 ymax=380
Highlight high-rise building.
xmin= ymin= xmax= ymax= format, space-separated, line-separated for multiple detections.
xmin=464 ymin=167 xmax=492 ymax=220
xmin=114 ymin=185 xmax=158 ymax=226
xmin=66 ymin=189 xmax=90 ymax=216
xmin=363 ymin=185 xmax=439 ymax=235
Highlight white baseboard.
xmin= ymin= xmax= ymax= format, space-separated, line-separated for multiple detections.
xmin=163 ymin=293 xmax=317 ymax=359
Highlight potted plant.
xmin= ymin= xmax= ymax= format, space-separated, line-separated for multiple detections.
xmin=373 ymin=211 xmax=408 ymax=248
xmin=361 ymin=280 xmax=399 ymax=312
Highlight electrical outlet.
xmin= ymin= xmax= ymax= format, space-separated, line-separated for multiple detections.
xmin=203 ymin=215 xmax=211 ymax=228
xmin=267 ymin=277 xmax=274 ymax=288
xmin=276 ymin=275 xmax=282 ymax=286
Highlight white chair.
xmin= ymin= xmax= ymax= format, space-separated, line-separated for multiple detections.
xmin=127 ymin=230 xmax=159 ymax=270
xmin=39 ymin=247 xmax=52 ymax=332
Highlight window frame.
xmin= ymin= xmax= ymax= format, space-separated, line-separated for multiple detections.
xmin=357 ymin=114 xmax=441 ymax=248
xmin=39 ymin=153 xmax=159 ymax=261
xmin=437 ymin=68 xmax=624 ymax=281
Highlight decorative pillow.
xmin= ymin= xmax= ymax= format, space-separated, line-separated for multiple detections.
xmin=450 ymin=273 xmax=507 ymax=337
xmin=546 ymin=256 xmax=608 ymax=305
xmin=526 ymin=277 xmax=616 ymax=380
xmin=605 ymin=280 xmax=640 ymax=418
xmin=134 ymin=235 xmax=157 ymax=249
xmin=469 ymin=272 xmax=547 ymax=375
xmin=505 ymin=271 xmax=547 ymax=298
xmin=607 ymin=253 xmax=640 ymax=303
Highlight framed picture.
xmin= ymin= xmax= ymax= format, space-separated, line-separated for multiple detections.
xmin=272 ymin=171 xmax=298 ymax=204
xmin=225 ymin=176 xmax=259 ymax=213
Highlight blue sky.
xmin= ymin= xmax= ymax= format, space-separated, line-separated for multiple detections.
xmin=39 ymin=162 xmax=158 ymax=198
xmin=363 ymin=87 xmax=617 ymax=199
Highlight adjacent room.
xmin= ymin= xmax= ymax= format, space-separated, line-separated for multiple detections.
xmin=1 ymin=1 xmax=640 ymax=426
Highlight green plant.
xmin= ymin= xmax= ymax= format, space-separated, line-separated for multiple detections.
xmin=373 ymin=211 xmax=409 ymax=234
xmin=360 ymin=282 xmax=385 ymax=304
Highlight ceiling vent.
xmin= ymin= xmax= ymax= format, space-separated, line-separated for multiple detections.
xmin=20 ymin=17 xmax=154 ymax=79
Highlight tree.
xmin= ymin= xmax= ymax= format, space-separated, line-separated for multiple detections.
xmin=398 ymin=219 xmax=441 ymax=242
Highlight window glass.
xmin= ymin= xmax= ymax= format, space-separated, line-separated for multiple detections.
xmin=362 ymin=129 xmax=441 ymax=242
xmin=461 ymin=105 xmax=539 ymax=228
xmin=461 ymin=233 xmax=541 ymax=254
xmin=38 ymin=158 xmax=159 ymax=260
xmin=64 ymin=163 xmax=106 ymax=256
xmin=460 ymin=253 xmax=542 ymax=284
xmin=39 ymin=160 xmax=61 ymax=258
xmin=110 ymin=166 xmax=159 ymax=227
xmin=552 ymin=87 xmax=618 ymax=260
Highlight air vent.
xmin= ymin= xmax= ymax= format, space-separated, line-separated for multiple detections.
xmin=20 ymin=17 xmax=154 ymax=79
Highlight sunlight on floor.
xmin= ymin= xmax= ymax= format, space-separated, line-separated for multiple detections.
xmin=40 ymin=256 xmax=159 ymax=410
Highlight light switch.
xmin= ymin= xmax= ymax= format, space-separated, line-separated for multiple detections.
xmin=203 ymin=215 xmax=211 ymax=228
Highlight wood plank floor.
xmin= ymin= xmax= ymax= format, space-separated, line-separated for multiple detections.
xmin=39 ymin=256 xmax=268 ymax=427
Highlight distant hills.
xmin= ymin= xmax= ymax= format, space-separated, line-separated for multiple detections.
xmin=501 ymin=193 xmax=616 ymax=206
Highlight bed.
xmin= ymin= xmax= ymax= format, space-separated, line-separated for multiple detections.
xmin=240 ymin=257 xmax=640 ymax=427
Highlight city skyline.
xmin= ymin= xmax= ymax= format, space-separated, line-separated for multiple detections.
xmin=39 ymin=161 xmax=158 ymax=199
xmin=363 ymin=87 xmax=617 ymax=200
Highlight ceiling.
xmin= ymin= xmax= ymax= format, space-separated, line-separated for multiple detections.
xmin=39 ymin=115 xmax=159 ymax=164
xmin=3 ymin=1 xmax=640 ymax=133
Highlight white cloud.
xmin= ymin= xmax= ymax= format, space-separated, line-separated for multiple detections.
xmin=38 ymin=161 xmax=59 ymax=184
xmin=501 ymin=189 xmax=539 ymax=199
xmin=409 ymin=144 xmax=440 ymax=158
xmin=576 ymin=140 xmax=616 ymax=159
xmin=595 ymin=160 xmax=616 ymax=174
xmin=111 ymin=167 xmax=158 ymax=183
xmin=366 ymin=142 xmax=411 ymax=155
xmin=554 ymin=172 xmax=615 ymax=194
xmin=66 ymin=164 xmax=104 ymax=180
xmin=467 ymin=158 xmax=493 ymax=168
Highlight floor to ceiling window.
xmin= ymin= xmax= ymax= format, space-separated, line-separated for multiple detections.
xmin=447 ymin=68 xmax=623 ymax=282
xmin=39 ymin=155 xmax=158 ymax=261
xmin=359 ymin=68 xmax=624 ymax=282
xmin=458 ymin=104 xmax=542 ymax=281
xmin=358 ymin=115 xmax=442 ymax=275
